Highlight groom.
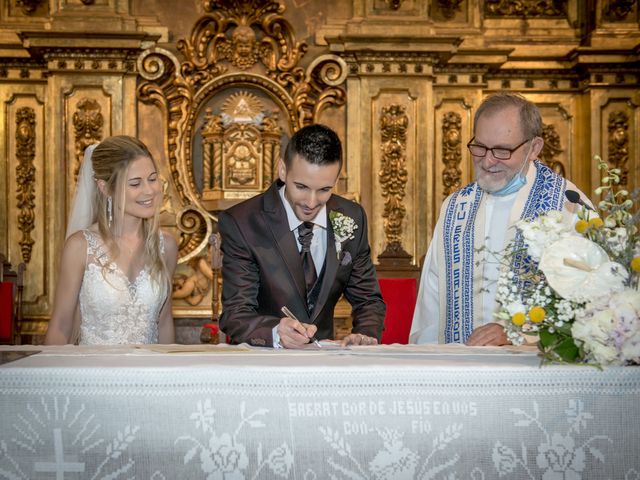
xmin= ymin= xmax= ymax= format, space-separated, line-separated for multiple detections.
xmin=218 ymin=124 xmax=385 ymax=348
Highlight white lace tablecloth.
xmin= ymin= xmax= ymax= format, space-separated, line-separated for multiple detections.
xmin=1 ymin=344 xmax=638 ymax=480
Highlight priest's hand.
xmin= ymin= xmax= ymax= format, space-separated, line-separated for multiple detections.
xmin=277 ymin=316 xmax=318 ymax=349
xmin=341 ymin=333 xmax=378 ymax=347
xmin=465 ymin=323 xmax=510 ymax=346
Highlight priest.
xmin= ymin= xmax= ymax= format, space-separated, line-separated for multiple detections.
xmin=410 ymin=92 xmax=591 ymax=346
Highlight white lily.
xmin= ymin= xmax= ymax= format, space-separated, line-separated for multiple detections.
xmin=538 ymin=236 xmax=628 ymax=302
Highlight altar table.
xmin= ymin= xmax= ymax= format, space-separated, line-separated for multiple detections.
xmin=1 ymin=344 xmax=638 ymax=479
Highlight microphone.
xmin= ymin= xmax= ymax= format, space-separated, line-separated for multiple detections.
xmin=565 ymin=190 xmax=594 ymax=211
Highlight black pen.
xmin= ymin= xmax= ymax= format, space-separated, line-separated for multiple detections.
xmin=280 ymin=306 xmax=322 ymax=348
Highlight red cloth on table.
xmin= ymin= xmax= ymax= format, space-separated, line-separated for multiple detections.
xmin=379 ymin=278 xmax=417 ymax=345
xmin=0 ymin=282 xmax=13 ymax=341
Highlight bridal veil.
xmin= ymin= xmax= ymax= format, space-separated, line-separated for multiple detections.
xmin=66 ymin=143 xmax=98 ymax=239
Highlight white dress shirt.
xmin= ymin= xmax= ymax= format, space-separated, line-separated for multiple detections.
xmin=273 ymin=186 xmax=328 ymax=346
xmin=278 ymin=186 xmax=328 ymax=273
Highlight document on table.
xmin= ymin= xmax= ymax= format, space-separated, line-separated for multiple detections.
xmin=0 ymin=350 xmax=40 ymax=365
xmin=137 ymin=344 xmax=253 ymax=354
xmin=301 ymin=340 xmax=350 ymax=351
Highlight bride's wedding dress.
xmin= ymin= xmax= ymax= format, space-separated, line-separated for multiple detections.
xmin=77 ymin=230 xmax=167 ymax=344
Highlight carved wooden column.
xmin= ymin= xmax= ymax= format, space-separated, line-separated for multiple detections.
xmin=376 ymin=104 xmax=414 ymax=270
xmin=328 ymin=30 xmax=461 ymax=269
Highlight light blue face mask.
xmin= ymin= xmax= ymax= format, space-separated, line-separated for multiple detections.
xmin=492 ymin=143 xmax=533 ymax=197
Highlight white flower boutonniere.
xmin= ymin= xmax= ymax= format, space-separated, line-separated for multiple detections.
xmin=329 ymin=210 xmax=358 ymax=259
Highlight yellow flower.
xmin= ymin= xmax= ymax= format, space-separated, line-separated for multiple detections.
xmin=575 ymin=220 xmax=588 ymax=234
xmin=529 ymin=306 xmax=545 ymax=323
xmin=588 ymin=217 xmax=604 ymax=229
xmin=631 ymin=257 xmax=640 ymax=272
xmin=511 ymin=312 xmax=526 ymax=326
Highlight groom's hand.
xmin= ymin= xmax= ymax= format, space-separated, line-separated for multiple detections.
xmin=277 ymin=317 xmax=318 ymax=349
xmin=341 ymin=333 xmax=378 ymax=347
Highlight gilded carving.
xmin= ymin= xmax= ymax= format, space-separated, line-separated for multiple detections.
xmin=442 ymin=111 xmax=462 ymax=196
xmin=225 ymin=124 xmax=261 ymax=187
xmin=436 ymin=0 xmax=464 ymax=19
xmin=201 ymin=109 xmax=224 ymax=193
xmin=176 ymin=206 xmax=213 ymax=261
xmin=72 ymin=98 xmax=104 ymax=181
xmin=261 ymin=112 xmax=282 ymax=188
xmin=604 ymin=0 xmax=637 ymax=20
xmin=172 ymin=255 xmax=213 ymax=306
xmin=15 ymin=107 xmax=36 ymax=264
xmin=385 ymin=0 xmax=404 ymax=9
xmin=16 ymin=0 xmax=43 ymax=15
xmin=209 ymin=233 xmax=223 ymax=319
xmin=176 ymin=0 xmax=306 ymax=82
xmin=222 ymin=92 xmax=262 ymax=187
xmin=137 ymin=0 xmax=346 ymax=263
xmin=215 ymin=25 xmax=260 ymax=70
xmin=607 ymin=111 xmax=629 ymax=186
xmin=200 ymin=91 xmax=282 ymax=197
xmin=160 ymin=177 xmax=176 ymax=216
xmin=378 ymin=105 xmax=409 ymax=250
xmin=540 ymin=123 xmax=566 ymax=177
xmin=485 ymin=0 xmax=567 ymax=17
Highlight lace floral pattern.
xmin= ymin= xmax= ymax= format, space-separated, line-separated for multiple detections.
xmin=78 ymin=230 xmax=165 ymax=344
xmin=492 ymin=399 xmax=612 ymax=479
xmin=0 ymin=359 xmax=638 ymax=479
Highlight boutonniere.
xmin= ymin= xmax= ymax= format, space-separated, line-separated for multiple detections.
xmin=329 ymin=211 xmax=358 ymax=259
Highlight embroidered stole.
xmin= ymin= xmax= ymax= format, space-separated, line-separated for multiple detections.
xmin=438 ymin=161 xmax=567 ymax=343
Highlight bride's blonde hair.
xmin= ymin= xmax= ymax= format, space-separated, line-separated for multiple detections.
xmin=91 ymin=135 xmax=170 ymax=293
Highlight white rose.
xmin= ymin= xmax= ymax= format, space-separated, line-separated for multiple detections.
xmin=621 ymin=334 xmax=640 ymax=363
xmin=572 ymin=309 xmax=614 ymax=343
xmin=590 ymin=342 xmax=621 ymax=365
xmin=571 ymin=318 xmax=593 ymax=342
xmin=590 ymin=310 xmax=615 ymax=341
xmin=613 ymin=290 xmax=640 ymax=312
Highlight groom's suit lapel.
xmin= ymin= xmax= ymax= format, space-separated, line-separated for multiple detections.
xmin=261 ymin=182 xmax=307 ymax=308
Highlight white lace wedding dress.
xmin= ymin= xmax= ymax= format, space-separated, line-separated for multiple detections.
xmin=77 ymin=230 xmax=167 ymax=344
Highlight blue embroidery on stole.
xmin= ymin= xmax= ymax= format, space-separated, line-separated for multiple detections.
xmin=510 ymin=161 xmax=567 ymax=287
xmin=443 ymin=185 xmax=483 ymax=343
xmin=442 ymin=161 xmax=566 ymax=344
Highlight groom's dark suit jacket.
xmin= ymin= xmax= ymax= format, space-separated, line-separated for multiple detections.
xmin=218 ymin=181 xmax=386 ymax=347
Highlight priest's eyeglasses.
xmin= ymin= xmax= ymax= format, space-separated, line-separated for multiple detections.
xmin=467 ymin=138 xmax=530 ymax=160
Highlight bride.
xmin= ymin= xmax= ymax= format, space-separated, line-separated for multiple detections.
xmin=45 ymin=136 xmax=177 ymax=344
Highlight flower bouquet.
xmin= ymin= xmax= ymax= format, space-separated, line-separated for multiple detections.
xmin=496 ymin=158 xmax=640 ymax=365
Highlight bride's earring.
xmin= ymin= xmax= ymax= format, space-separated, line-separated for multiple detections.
xmin=107 ymin=196 xmax=113 ymax=227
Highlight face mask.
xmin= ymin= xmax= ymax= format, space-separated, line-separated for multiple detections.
xmin=491 ymin=143 xmax=532 ymax=197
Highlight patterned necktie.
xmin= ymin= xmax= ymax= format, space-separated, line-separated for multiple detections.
xmin=298 ymin=222 xmax=317 ymax=297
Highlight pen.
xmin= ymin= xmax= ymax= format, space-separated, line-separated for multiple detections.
xmin=280 ymin=306 xmax=322 ymax=348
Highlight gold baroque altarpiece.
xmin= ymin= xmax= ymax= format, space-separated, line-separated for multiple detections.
xmin=0 ymin=0 xmax=638 ymax=337
xmin=136 ymin=0 xmax=347 ymax=312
